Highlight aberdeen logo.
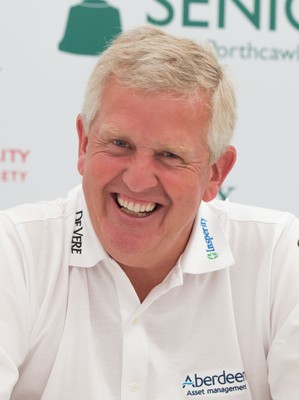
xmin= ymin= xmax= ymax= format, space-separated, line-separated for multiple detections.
xmin=182 ymin=369 xmax=248 ymax=398
xmin=59 ymin=0 xmax=122 ymax=56
xmin=200 ymin=218 xmax=218 ymax=260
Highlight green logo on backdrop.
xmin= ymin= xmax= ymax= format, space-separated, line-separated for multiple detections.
xmin=218 ymin=186 xmax=236 ymax=201
xmin=58 ymin=0 xmax=299 ymax=57
xmin=59 ymin=0 xmax=122 ymax=56
xmin=148 ymin=0 xmax=299 ymax=31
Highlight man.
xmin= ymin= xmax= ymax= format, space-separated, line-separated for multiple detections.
xmin=0 ymin=26 xmax=298 ymax=400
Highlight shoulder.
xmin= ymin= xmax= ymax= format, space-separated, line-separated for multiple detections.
xmin=207 ymin=198 xmax=295 ymax=226
xmin=205 ymin=199 xmax=299 ymax=267
xmin=0 ymin=186 xmax=82 ymax=262
xmin=0 ymin=186 xmax=82 ymax=234
xmin=0 ymin=186 xmax=81 ymax=226
xmin=208 ymin=198 xmax=299 ymax=291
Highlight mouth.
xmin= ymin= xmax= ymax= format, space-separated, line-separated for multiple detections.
xmin=113 ymin=193 xmax=160 ymax=218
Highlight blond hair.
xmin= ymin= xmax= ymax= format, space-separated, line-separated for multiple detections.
xmin=81 ymin=26 xmax=236 ymax=163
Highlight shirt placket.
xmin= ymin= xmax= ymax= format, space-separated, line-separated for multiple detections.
xmin=121 ymin=313 xmax=149 ymax=399
xmin=109 ymin=260 xmax=148 ymax=399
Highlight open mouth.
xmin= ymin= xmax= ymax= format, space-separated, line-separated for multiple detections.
xmin=113 ymin=193 xmax=160 ymax=217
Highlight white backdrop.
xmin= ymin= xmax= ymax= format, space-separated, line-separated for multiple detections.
xmin=1 ymin=0 xmax=298 ymax=215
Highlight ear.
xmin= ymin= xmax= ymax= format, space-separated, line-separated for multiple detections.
xmin=203 ymin=146 xmax=237 ymax=202
xmin=76 ymin=114 xmax=89 ymax=176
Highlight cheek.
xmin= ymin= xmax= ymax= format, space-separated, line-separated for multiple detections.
xmin=164 ymin=173 xmax=200 ymax=204
xmin=171 ymin=171 xmax=211 ymax=206
xmin=84 ymin=154 xmax=125 ymax=183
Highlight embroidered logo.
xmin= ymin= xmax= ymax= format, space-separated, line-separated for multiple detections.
xmin=182 ymin=370 xmax=248 ymax=397
xmin=71 ymin=210 xmax=83 ymax=254
xmin=200 ymin=218 xmax=218 ymax=260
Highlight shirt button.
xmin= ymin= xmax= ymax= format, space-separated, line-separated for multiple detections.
xmin=130 ymin=382 xmax=140 ymax=392
xmin=132 ymin=317 xmax=139 ymax=326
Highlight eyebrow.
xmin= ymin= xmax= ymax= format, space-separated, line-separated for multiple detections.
xmin=156 ymin=142 xmax=190 ymax=157
xmin=99 ymin=124 xmax=128 ymax=137
xmin=99 ymin=124 xmax=191 ymax=156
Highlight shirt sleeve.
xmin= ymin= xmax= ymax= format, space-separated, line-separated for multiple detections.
xmin=267 ymin=215 xmax=299 ymax=399
xmin=0 ymin=214 xmax=32 ymax=399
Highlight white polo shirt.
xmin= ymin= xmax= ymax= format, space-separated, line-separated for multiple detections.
xmin=0 ymin=185 xmax=298 ymax=400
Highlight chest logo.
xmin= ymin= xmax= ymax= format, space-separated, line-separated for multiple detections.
xmin=182 ymin=369 xmax=248 ymax=397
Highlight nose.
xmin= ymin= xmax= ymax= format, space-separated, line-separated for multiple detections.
xmin=122 ymin=153 xmax=159 ymax=193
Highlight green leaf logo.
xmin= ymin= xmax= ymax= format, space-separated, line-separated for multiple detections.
xmin=207 ymin=252 xmax=218 ymax=260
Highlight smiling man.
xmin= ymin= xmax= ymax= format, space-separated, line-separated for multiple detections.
xmin=76 ymin=76 xmax=235 ymax=301
xmin=1 ymin=26 xmax=299 ymax=400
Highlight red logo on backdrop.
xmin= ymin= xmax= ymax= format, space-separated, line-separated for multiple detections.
xmin=0 ymin=149 xmax=30 ymax=183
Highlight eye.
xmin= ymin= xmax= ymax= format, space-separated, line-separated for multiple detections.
xmin=158 ymin=150 xmax=183 ymax=166
xmin=113 ymin=139 xmax=129 ymax=148
xmin=162 ymin=151 xmax=179 ymax=159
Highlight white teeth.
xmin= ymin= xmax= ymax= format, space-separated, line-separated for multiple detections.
xmin=145 ymin=203 xmax=154 ymax=212
xmin=133 ymin=203 xmax=140 ymax=213
xmin=116 ymin=195 xmax=156 ymax=214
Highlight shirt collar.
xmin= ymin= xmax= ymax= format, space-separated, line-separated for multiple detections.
xmin=69 ymin=188 xmax=235 ymax=272
xmin=69 ymin=188 xmax=110 ymax=268
xmin=179 ymin=200 xmax=235 ymax=274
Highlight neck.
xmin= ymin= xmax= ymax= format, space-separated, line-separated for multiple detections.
xmin=112 ymin=226 xmax=193 ymax=302
xmin=119 ymin=261 xmax=175 ymax=303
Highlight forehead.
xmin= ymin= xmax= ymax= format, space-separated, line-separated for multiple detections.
xmin=91 ymin=78 xmax=212 ymax=154
xmin=98 ymin=78 xmax=212 ymax=123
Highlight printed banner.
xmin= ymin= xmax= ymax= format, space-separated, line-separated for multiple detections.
xmin=0 ymin=0 xmax=298 ymax=215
